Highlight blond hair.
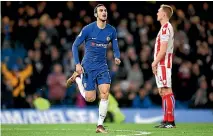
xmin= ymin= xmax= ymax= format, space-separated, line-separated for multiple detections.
xmin=160 ymin=4 xmax=173 ymax=19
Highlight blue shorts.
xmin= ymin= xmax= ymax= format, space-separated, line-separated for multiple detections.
xmin=82 ymin=70 xmax=111 ymax=91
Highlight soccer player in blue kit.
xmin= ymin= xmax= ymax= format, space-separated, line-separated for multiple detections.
xmin=66 ymin=4 xmax=121 ymax=133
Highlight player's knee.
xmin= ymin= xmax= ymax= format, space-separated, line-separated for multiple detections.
xmin=159 ymin=91 xmax=164 ymax=97
xmin=162 ymin=87 xmax=172 ymax=95
xmin=160 ymin=87 xmax=173 ymax=97
xmin=85 ymin=96 xmax=96 ymax=102
xmin=158 ymin=89 xmax=164 ymax=97
xmin=100 ymin=91 xmax=109 ymax=99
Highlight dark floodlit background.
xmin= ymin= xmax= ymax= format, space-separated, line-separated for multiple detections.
xmin=1 ymin=1 xmax=213 ymax=124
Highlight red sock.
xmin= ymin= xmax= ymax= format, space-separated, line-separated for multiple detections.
xmin=165 ymin=93 xmax=175 ymax=122
xmin=162 ymin=95 xmax=168 ymax=122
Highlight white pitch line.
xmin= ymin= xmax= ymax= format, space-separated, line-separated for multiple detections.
xmin=115 ymin=129 xmax=151 ymax=135
xmin=2 ymin=128 xmax=151 ymax=135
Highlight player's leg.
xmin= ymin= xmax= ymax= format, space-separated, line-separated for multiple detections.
xmin=161 ymin=87 xmax=176 ymax=128
xmin=67 ymin=71 xmax=96 ymax=102
xmin=67 ymin=71 xmax=87 ymax=99
xmin=154 ymin=66 xmax=172 ymax=128
xmin=66 ymin=71 xmax=79 ymax=88
xmin=155 ymin=66 xmax=175 ymax=128
xmin=76 ymin=74 xmax=86 ymax=98
xmin=96 ymin=71 xmax=111 ymax=133
xmin=154 ymin=69 xmax=166 ymax=128
xmin=163 ymin=67 xmax=175 ymax=128
xmin=81 ymin=71 xmax=97 ymax=102
xmin=153 ymin=85 xmax=168 ymax=128
xmin=154 ymin=87 xmax=167 ymax=128
xmin=96 ymin=83 xmax=110 ymax=133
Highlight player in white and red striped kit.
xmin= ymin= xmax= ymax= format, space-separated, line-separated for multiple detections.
xmin=152 ymin=4 xmax=176 ymax=128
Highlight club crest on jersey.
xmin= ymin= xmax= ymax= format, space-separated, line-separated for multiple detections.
xmin=163 ymin=80 xmax=167 ymax=85
xmin=106 ymin=36 xmax=111 ymax=41
xmin=159 ymin=76 xmax=167 ymax=85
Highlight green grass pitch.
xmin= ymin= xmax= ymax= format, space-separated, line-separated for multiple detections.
xmin=2 ymin=123 xmax=213 ymax=136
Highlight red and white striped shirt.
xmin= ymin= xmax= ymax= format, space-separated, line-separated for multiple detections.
xmin=154 ymin=22 xmax=174 ymax=68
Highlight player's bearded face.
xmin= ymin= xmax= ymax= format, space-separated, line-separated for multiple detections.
xmin=97 ymin=6 xmax=107 ymax=21
xmin=157 ymin=8 xmax=164 ymax=21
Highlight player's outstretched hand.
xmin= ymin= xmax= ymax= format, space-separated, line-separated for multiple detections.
xmin=76 ymin=64 xmax=84 ymax=74
xmin=115 ymin=58 xmax=121 ymax=65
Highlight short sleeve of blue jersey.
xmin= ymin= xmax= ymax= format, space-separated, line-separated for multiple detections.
xmin=72 ymin=26 xmax=89 ymax=65
xmin=112 ymin=27 xmax=120 ymax=59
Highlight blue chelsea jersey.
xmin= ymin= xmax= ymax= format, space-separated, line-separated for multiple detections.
xmin=72 ymin=21 xmax=120 ymax=72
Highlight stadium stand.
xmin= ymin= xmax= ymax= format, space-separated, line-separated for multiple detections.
xmin=1 ymin=1 xmax=213 ymax=109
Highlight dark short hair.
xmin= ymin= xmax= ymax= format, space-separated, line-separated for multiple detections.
xmin=94 ymin=4 xmax=105 ymax=15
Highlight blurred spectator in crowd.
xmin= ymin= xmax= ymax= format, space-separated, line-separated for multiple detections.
xmin=28 ymin=50 xmax=49 ymax=95
xmin=63 ymin=50 xmax=75 ymax=78
xmin=47 ymin=63 xmax=66 ymax=105
xmin=50 ymin=46 xmax=62 ymax=65
xmin=190 ymin=77 xmax=208 ymax=108
xmin=39 ymin=17 xmax=59 ymax=44
xmin=1 ymin=59 xmax=32 ymax=108
xmin=207 ymin=92 xmax=213 ymax=108
xmin=108 ymin=3 xmax=120 ymax=27
xmin=149 ymin=87 xmax=162 ymax=107
xmin=139 ymin=45 xmax=152 ymax=81
xmin=132 ymin=88 xmax=152 ymax=108
xmin=2 ymin=16 xmax=12 ymax=42
xmin=1 ymin=73 xmax=14 ymax=109
xmin=123 ymin=47 xmax=143 ymax=90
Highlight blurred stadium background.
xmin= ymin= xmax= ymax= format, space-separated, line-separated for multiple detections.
xmin=1 ymin=1 xmax=213 ymax=134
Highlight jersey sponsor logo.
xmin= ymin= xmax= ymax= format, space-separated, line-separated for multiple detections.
xmin=91 ymin=42 xmax=107 ymax=48
xmin=161 ymin=35 xmax=169 ymax=41
xmin=96 ymin=44 xmax=107 ymax=48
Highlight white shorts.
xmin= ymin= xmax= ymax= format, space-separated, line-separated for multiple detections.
xmin=155 ymin=65 xmax=172 ymax=88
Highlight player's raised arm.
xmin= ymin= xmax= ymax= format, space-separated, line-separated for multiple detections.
xmin=72 ymin=27 xmax=88 ymax=65
xmin=112 ymin=28 xmax=121 ymax=65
